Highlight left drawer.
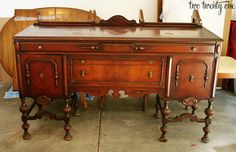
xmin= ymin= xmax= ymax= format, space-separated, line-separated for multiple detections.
xmin=20 ymin=42 xmax=101 ymax=52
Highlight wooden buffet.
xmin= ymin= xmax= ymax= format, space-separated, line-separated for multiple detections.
xmin=14 ymin=12 xmax=222 ymax=142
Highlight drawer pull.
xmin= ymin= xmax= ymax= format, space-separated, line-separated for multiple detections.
xmin=90 ymin=46 xmax=100 ymax=50
xmin=38 ymin=45 xmax=42 ymax=50
xmin=131 ymin=44 xmax=151 ymax=51
xmin=81 ymin=60 xmax=86 ymax=64
xmin=148 ymin=71 xmax=153 ymax=79
xmin=190 ymin=47 xmax=197 ymax=52
xmin=81 ymin=70 xmax=86 ymax=77
xmin=189 ymin=74 xmax=195 ymax=82
xmin=39 ymin=72 xmax=45 ymax=78
xmin=81 ymin=45 xmax=100 ymax=51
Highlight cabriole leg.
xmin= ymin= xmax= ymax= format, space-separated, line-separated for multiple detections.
xmin=63 ymin=99 xmax=72 ymax=141
xmin=201 ymin=99 xmax=214 ymax=143
xmin=19 ymin=98 xmax=31 ymax=140
xmin=159 ymin=99 xmax=170 ymax=142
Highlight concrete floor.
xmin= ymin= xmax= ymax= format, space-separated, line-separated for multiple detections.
xmin=0 ymin=85 xmax=236 ymax=152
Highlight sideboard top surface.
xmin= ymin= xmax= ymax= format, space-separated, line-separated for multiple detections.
xmin=14 ymin=24 xmax=222 ymax=42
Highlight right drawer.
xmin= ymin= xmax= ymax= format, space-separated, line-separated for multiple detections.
xmin=130 ymin=43 xmax=215 ymax=54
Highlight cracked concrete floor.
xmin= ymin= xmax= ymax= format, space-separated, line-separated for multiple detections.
xmin=0 ymin=85 xmax=236 ymax=152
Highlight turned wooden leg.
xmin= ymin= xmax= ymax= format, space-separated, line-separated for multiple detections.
xmin=142 ymin=94 xmax=149 ymax=112
xmin=201 ymin=99 xmax=214 ymax=143
xmin=71 ymin=93 xmax=80 ymax=116
xmin=19 ymin=98 xmax=31 ymax=140
xmin=154 ymin=94 xmax=161 ymax=118
xmin=63 ymin=99 xmax=72 ymax=141
xmin=159 ymin=99 xmax=171 ymax=142
xmin=79 ymin=92 xmax=87 ymax=109
xmin=191 ymin=104 xmax=198 ymax=115
xmin=98 ymin=96 xmax=106 ymax=109
xmin=185 ymin=106 xmax=189 ymax=110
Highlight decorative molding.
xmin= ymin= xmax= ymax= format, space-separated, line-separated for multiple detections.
xmin=182 ymin=97 xmax=198 ymax=106
xmin=139 ymin=9 xmax=145 ymax=23
xmin=36 ymin=95 xmax=52 ymax=105
xmin=175 ymin=60 xmax=209 ymax=88
xmin=191 ymin=9 xmax=202 ymax=26
xmin=160 ymin=58 xmax=165 ymax=85
xmin=15 ymin=41 xmax=20 ymax=51
xmin=98 ymin=15 xmax=138 ymax=27
xmin=118 ymin=90 xmax=128 ymax=98
xmin=169 ymin=113 xmax=204 ymax=123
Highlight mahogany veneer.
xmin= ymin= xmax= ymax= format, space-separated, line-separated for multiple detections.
xmin=14 ymin=12 xmax=222 ymax=142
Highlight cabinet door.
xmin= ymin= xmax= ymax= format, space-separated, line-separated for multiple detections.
xmin=170 ymin=56 xmax=214 ymax=100
xmin=20 ymin=55 xmax=63 ymax=98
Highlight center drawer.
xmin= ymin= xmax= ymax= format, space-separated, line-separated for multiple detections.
xmin=20 ymin=42 xmax=215 ymax=54
xmin=67 ymin=57 xmax=166 ymax=86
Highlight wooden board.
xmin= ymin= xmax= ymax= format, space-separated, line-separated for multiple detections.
xmin=218 ymin=56 xmax=236 ymax=79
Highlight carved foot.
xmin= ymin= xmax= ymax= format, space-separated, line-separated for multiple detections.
xmin=22 ymin=122 xmax=31 ymax=140
xmin=20 ymin=98 xmax=31 ymax=140
xmin=201 ymin=136 xmax=209 ymax=143
xmin=159 ymin=99 xmax=170 ymax=142
xmin=23 ymin=133 xmax=31 ymax=140
xmin=201 ymin=99 xmax=214 ymax=143
xmin=72 ymin=111 xmax=80 ymax=116
xmin=159 ymin=137 xmax=167 ymax=142
xmin=159 ymin=125 xmax=168 ymax=142
xmin=63 ymin=99 xmax=72 ymax=141
xmin=64 ymin=123 xmax=72 ymax=141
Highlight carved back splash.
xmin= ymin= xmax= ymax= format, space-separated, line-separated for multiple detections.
xmin=98 ymin=15 xmax=138 ymax=26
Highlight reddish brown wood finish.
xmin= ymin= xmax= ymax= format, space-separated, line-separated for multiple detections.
xmin=14 ymin=15 xmax=222 ymax=142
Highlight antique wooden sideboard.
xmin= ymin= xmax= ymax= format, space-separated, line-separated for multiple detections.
xmin=14 ymin=11 xmax=222 ymax=142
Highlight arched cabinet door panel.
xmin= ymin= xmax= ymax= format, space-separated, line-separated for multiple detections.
xmin=20 ymin=55 xmax=63 ymax=98
xmin=170 ymin=55 xmax=214 ymax=100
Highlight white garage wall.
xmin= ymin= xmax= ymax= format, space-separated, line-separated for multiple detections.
xmin=0 ymin=0 xmax=157 ymax=22
xmin=232 ymin=0 xmax=236 ymax=20
xmin=162 ymin=0 xmax=227 ymax=38
xmin=0 ymin=0 xmax=233 ymax=38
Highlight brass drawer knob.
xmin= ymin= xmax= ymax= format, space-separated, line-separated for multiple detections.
xmin=38 ymin=45 xmax=42 ymax=50
xmin=190 ymin=47 xmax=197 ymax=52
xmin=189 ymin=74 xmax=195 ymax=82
xmin=39 ymin=72 xmax=45 ymax=78
xmin=81 ymin=60 xmax=86 ymax=64
xmin=148 ymin=71 xmax=153 ymax=78
xmin=81 ymin=70 xmax=86 ymax=77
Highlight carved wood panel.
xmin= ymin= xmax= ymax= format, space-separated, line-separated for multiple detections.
xmin=21 ymin=55 xmax=63 ymax=98
xmin=170 ymin=56 xmax=214 ymax=100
